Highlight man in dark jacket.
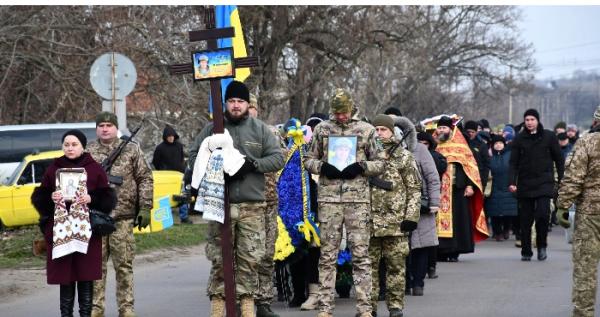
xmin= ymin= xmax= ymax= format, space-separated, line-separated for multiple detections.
xmin=463 ymin=120 xmax=490 ymax=190
xmin=152 ymin=125 xmax=192 ymax=224
xmin=152 ymin=125 xmax=185 ymax=172
xmin=508 ymin=108 xmax=564 ymax=262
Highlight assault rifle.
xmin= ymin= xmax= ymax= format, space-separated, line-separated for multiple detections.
xmin=101 ymin=119 xmax=145 ymax=186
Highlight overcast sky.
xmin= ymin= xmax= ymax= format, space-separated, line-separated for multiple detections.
xmin=519 ymin=5 xmax=600 ymax=80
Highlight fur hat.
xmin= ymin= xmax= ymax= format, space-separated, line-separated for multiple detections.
xmin=96 ymin=111 xmax=118 ymax=128
xmin=523 ymin=108 xmax=540 ymax=121
xmin=62 ymin=129 xmax=88 ymax=148
xmin=329 ymin=88 xmax=354 ymax=113
xmin=224 ymin=80 xmax=250 ymax=103
xmin=383 ymin=107 xmax=402 ymax=116
xmin=490 ymin=134 xmax=505 ymax=146
xmin=437 ymin=116 xmax=453 ymax=129
xmin=372 ymin=114 xmax=395 ymax=132
xmin=464 ymin=120 xmax=479 ymax=131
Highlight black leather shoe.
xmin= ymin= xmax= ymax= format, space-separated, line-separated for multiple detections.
xmin=538 ymin=248 xmax=547 ymax=261
xmin=521 ymin=255 xmax=532 ymax=261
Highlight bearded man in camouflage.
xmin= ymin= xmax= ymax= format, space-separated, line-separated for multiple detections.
xmin=304 ymin=89 xmax=384 ymax=317
xmin=557 ymin=106 xmax=600 ymax=317
xmin=368 ymin=114 xmax=421 ymax=317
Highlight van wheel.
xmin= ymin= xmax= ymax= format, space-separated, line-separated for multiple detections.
xmin=0 ymin=219 xmax=4 ymax=232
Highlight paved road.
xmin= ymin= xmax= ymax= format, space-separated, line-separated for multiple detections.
xmin=1 ymin=226 xmax=597 ymax=316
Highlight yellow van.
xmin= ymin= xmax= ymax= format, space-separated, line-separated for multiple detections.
xmin=0 ymin=151 xmax=183 ymax=230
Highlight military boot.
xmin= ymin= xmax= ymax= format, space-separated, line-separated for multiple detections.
xmin=256 ymin=304 xmax=280 ymax=317
xmin=210 ymin=297 xmax=226 ymax=317
xmin=389 ymin=308 xmax=404 ymax=317
xmin=300 ymin=283 xmax=319 ymax=310
xmin=240 ymin=296 xmax=255 ymax=317
xmin=91 ymin=312 xmax=103 ymax=317
xmin=354 ymin=312 xmax=372 ymax=317
xmin=119 ymin=310 xmax=137 ymax=317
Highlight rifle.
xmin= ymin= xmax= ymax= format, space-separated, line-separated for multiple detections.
xmin=101 ymin=119 xmax=145 ymax=186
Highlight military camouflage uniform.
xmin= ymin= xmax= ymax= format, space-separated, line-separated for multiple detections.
xmin=87 ymin=138 xmax=154 ymax=317
xmin=303 ymin=89 xmax=384 ymax=316
xmin=557 ymin=125 xmax=600 ymax=317
xmin=256 ymin=125 xmax=285 ymax=306
xmin=206 ymin=202 xmax=267 ymax=298
xmin=368 ymin=138 xmax=421 ymax=314
xmin=189 ymin=116 xmax=285 ymax=301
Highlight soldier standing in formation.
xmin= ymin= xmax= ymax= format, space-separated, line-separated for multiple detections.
xmin=557 ymin=106 xmax=600 ymax=317
xmin=368 ymin=114 xmax=421 ymax=317
xmin=188 ymin=81 xmax=284 ymax=317
xmin=88 ymin=112 xmax=154 ymax=317
xmin=304 ymin=89 xmax=384 ymax=317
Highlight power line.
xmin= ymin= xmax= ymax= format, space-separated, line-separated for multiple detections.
xmin=536 ymin=40 xmax=600 ymax=54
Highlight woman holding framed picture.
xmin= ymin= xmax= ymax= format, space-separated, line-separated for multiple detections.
xmin=31 ymin=129 xmax=116 ymax=317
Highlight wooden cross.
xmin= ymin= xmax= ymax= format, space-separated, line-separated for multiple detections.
xmin=169 ymin=6 xmax=258 ymax=317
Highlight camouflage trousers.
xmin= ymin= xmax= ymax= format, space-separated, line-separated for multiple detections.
xmin=572 ymin=213 xmax=600 ymax=317
xmin=206 ymin=202 xmax=266 ymax=299
xmin=369 ymin=236 xmax=409 ymax=313
xmin=318 ymin=202 xmax=372 ymax=315
xmin=256 ymin=200 xmax=278 ymax=305
xmin=92 ymin=219 xmax=136 ymax=316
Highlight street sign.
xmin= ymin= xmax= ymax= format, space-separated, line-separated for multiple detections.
xmin=90 ymin=52 xmax=137 ymax=100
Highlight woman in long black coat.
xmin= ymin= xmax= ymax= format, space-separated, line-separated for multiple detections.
xmin=31 ymin=130 xmax=115 ymax=317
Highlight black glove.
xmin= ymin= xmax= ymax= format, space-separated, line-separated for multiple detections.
xmin=320 ymin=162 xmax=342 ymax=179
xmin=226 ymin=158 xmax=256 ymax=181
xmin=341 ymin=162 xmax=364 ymax=179
xmin=400 ymin=220 xmax=418 ymax=232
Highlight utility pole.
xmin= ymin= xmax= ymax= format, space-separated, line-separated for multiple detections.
xmin=508 ymin=66 xmax=513 ymax=124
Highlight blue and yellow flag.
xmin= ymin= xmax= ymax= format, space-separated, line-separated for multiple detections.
xmin=209 ymin=5 xmax=252 ymax=118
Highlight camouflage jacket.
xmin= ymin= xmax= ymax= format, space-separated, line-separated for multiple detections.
xmin=370 ymin=139 xmax=422 ymax=237
xmin=304 ymin=118 xmax=384 ymax=203
xmin=557 ymin=130 xmax=600 ymax=215
xmin=87 ymin=138 xmax=154 ymax=220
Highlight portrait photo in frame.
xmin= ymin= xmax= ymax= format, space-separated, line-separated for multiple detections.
xmin=55 ymin=168 xmax=86 ymax=202
xmin=327 ymin=135 xmax=358 ymax=171
xmin=192 ymin=47 xmax=235 ymax=81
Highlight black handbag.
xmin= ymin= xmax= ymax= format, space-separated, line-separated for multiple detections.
xmin=89 ymin=209 xmax=116 ymax=236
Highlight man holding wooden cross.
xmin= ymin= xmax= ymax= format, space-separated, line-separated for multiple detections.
xmin=188 ymin=81 xmax=284 ymax=317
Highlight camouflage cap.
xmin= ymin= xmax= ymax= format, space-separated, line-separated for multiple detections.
xmin=249 ymin=93 xmax=259 ymax=111
xmin=95 ymin=111 xmax=118 ymax=127
xmin=330 ymin=88 xmax=354 ymax=113
xmin=595 ymin=105 xmax=600 ymax=120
